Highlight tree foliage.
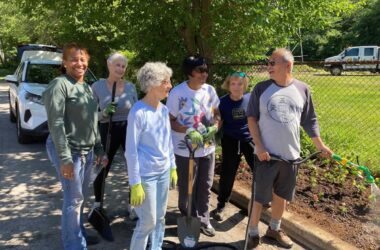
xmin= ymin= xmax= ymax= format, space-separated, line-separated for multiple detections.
xmin=349 ymin=0 xmax=380 ymax=45
xmin=0 ymin=0 xmax=367 ymax=75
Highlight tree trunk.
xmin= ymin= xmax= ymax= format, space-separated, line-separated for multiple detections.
xmin=179 ymin=0 xmax=213 ymax=63
xmin=197 ymin=0 xmax=213 ymax=63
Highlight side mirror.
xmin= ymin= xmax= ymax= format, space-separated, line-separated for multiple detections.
xmin=5 ymin=75 xmax=18 ymax=84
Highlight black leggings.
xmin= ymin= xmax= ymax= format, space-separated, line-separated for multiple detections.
xmin=93 ymin=121 xmax=127 ymax=202
xmin=217 ymin=134 xmax=255 ymax=209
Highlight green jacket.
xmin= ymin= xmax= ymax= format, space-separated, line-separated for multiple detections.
xmin=42 ymin=75 xmax=103 ymax=165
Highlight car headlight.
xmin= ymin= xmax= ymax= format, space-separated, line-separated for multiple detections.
xmin=25 ymin=92 xmax=44 ymax=105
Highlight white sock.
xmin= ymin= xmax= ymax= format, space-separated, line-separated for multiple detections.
xmin=249 ymin=226 xmax=259 ymax=237
xmin=270 ymin=218 xmax=281 ymax=231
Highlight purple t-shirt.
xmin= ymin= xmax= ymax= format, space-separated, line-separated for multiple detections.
xmin=246 ymin=79 xmax=320 ymax=160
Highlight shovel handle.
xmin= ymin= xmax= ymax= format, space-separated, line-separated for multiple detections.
xmin=187 ymin=158 xmax=194 ymax=217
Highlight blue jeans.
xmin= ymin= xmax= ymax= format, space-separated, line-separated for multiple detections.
xmin=130 ymin=169 xmax=170 ymax=250
xmin=46 ymin=135 xmax=93 ymax=250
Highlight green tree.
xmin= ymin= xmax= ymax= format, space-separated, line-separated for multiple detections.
xmin=10 ymin=0 xmax=361 ymax=76
xmin=348 ymin=0 xmax=380 ymax=45
xmin=0 ymin=0 xmax=30 ymax=66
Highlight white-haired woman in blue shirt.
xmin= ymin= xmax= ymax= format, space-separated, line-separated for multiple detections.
xmin=124 ymin=62 xmax=177 ymax=250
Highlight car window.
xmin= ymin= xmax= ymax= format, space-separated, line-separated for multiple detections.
xmin=364 ymin=48 xmax=374 ymax=56
xmin=346 ymin=48 xmax=359 ymax=57
xmin=26 ymin=64 xmax=61 ymax=84
xmin=84 ymin=70 xmax=97 ymax=85
xmin=17 ymin=63 xmax=25 ymax=82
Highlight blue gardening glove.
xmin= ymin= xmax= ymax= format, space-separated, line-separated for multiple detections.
xmin=186 ymin=128 xmax=203 ymax=145
xmin=102 ymin=102 xmax=117 ymax=117
xmin=131 ymin=183 xmax=145 ymax=206
xmin=170 ymin=168 xmax=178 ymax=188
xmin=203 ymin=125 xmax=218 ymax=141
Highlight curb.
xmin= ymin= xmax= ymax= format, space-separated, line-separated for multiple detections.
xmin=212 ymin=176 xmax=359 ymax=250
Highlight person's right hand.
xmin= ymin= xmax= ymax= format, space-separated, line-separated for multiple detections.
xmin=186 ymin=128 xmax=203 ymax=145
xmin=131 ymin=183 xmax=145 ymax=206
xmin=102 ymin=102 xmax=117 ymax=117
xmin=60 ymin=164 xmax=74 ymax=180
xmin=256 ymin=145 xmax=270 ymax=161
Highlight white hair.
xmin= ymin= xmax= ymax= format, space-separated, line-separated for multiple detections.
xmin=137 ymin=62 xmax=173 ymax=93
xmin=273 ymin=48 xmax=294 ymax=72
xmin=107 ymin=52 xmax=128 ymax=66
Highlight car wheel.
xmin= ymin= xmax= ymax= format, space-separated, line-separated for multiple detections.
xmin=16 ymin=108 xmax=32 ymax=144
xmin=8 ymin=92 xmax=16 ymax=123
xmin=330 ymin=66 xmax=342 ymax=76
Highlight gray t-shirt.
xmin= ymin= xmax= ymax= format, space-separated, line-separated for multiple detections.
xmin=246 ymin=79 xmax=320 ymax=160
xmin=92 ymin=79 xmax=138 ymax=123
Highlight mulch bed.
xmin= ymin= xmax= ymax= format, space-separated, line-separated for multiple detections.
xmin=215 ymin=159 xmax=380 ymax=250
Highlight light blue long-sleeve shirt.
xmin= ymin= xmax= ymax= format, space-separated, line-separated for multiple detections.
xmin=125 ymin=100 xmax=176 ymax=185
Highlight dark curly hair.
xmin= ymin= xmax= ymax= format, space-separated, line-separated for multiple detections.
xmin=182 ymin=55 xmax=208 ymax=77
xmin=60 ymin=42 xmax=90 ymax=74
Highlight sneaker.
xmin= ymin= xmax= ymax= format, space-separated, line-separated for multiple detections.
xmin=200 ymin=223 xmax=216 ymax=237
xmin=85 ymin=235 xmax=100 ymax=246
xmin=211 ymin=208 xmax=225 ymax=221
xmin=264 ymin=228 xmax=293 ymax=248
xmin=246 ymin=235 xmax=261 ymax=249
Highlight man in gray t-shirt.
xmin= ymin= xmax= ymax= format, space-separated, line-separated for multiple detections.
xmin=245 ymin=48 xmax=333 ymax=249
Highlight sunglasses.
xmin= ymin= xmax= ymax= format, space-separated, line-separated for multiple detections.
xmin=230 ymin=71 xmax=247 ymax=77
xmin=193 ymin=66 xmax=209 ymax=73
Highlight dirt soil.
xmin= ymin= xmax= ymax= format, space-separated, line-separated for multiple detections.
xmin=215 ymin=159 xmax=380 ymax=250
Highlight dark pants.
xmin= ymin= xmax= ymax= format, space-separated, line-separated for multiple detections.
xmin=176 ymin=153 xmax=215 ymax=226
xmin=93 ymin=121 xmax=127 ymax=202
xmin=217 ymin=134 xmax=255 ymax=209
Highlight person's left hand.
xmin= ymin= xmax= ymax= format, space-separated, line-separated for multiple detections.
xmin=96 ymin=154 xmax=108 ymax=168
xmin=318 ymin=145 xmax=333 ymax=158
xmin=203 ymin=125 xmax=218 ymax=141
xmin=170 ymin=167 xmax=178 ymax=188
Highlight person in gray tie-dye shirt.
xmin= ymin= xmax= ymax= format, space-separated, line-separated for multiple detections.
xmin=245 ymin=48 xmax=333 ymax=249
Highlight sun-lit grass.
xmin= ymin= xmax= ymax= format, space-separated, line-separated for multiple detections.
xmin=300 ymin=74 xmax=380 ymax=175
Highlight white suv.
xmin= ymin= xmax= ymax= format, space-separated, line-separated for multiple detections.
xmin=6 ymin=45 xmax=97 ymax=143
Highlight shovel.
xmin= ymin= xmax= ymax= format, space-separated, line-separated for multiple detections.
xmin=88 ymin=81 xmax=117 ymax=242
xmin=177 ymin=136 xmax=201 ymax=248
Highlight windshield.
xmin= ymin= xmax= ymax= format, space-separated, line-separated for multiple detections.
xmin=26 ymin=64 xmax=61 ymax=84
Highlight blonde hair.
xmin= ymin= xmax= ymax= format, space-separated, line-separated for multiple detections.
xmin=221 ymin=73 xmax=249 ymax=92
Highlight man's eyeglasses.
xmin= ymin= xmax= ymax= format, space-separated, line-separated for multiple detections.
xmin=193 ymin=66 xmax=209 ymax=73
xmin=230 ymin=71 xmax=247 ymax=77
xmin=267 ymin=60 xmax=285 ymax=66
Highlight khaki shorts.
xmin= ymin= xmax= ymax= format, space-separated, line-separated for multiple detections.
xmin=253 ymin=155 xmax=298 ymax=204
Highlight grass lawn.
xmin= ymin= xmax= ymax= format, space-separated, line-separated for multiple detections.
xmin=247 ymin=70 xmax=380 ymax=175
